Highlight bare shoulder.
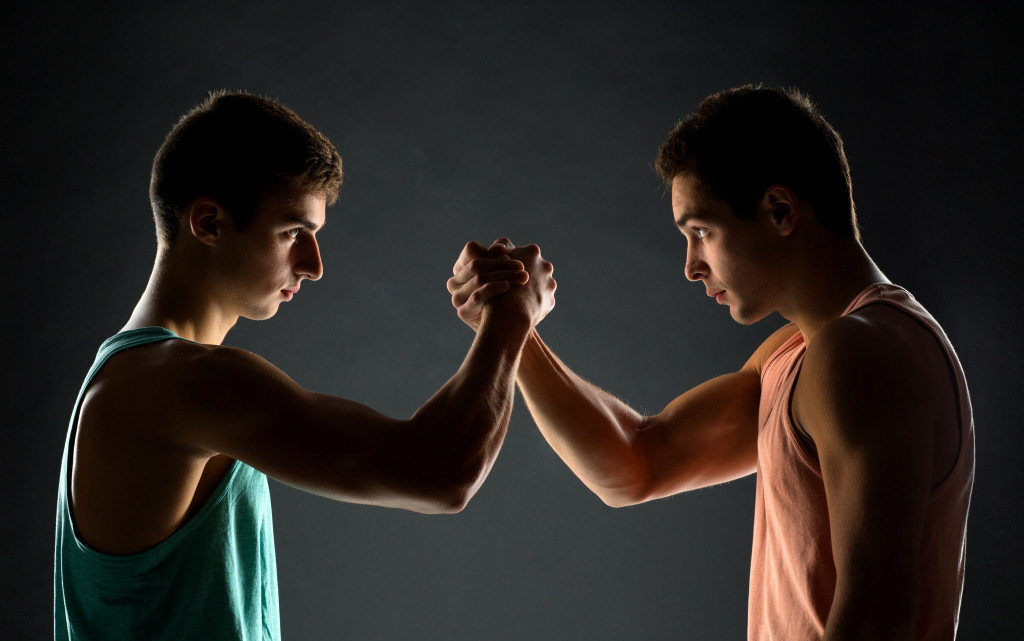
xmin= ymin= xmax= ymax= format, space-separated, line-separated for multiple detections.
xmin=84 ymin=339 xmax=304 ymax=452
xmin=165 ymin=340 xmax=295 ymax=390
xmin=92 ymin=339 xmax=288 ymax=401
xmin=805 ymin=305 xmax=945 ymax=382
xmin=797 ymin=306 xmax=950 ymax=442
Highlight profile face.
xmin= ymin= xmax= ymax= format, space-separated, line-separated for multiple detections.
xmin=671 ymin=174 xmax=781 ymax=325
xmin=215 ymin=187 xmax=327 ymax=321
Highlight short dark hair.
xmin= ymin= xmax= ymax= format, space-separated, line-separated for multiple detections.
xmin=150 ymin=90 xmax=343 ymax=244
xmin=656 ymin=85 xmax=858 ymax=239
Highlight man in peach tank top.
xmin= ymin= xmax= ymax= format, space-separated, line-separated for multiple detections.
xmin=449 ymin=85 xmax=974 ymax=640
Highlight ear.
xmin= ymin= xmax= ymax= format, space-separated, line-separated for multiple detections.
xmin=760 ymin=185 xmax=799 ymax=237
xmin=187 ymin=198 xmax=229 ymax=246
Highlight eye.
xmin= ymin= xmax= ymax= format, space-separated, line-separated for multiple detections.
xmin=694 ymin=227 xmax=709 ymax=239
xmin=287 ymin=228 xmax=300 ymax=239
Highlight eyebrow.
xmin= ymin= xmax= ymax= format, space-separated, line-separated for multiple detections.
xmin=674 ymin=211 xmax=708 ymax=227
xmin=285 ymin=215 xmax=323 ymax=232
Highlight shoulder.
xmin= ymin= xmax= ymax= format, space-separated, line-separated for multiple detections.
xmin=157 ymin=341 xmax=305 ymax=411
xmin=797 ymin=308 xmax=943 ymax=443
xmin=87 ymin=339 xmax=303 ymax=437
xmin=96 ymin=339 xmax=284 ymax=390
xmin=804 ymin=305 xmax=942 ymax=384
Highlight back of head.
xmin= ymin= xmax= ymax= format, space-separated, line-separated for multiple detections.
xmin=150 ymin=91 xmax=343 ymax=244
xmin=656 ymin=85 xmax=858 ymax=240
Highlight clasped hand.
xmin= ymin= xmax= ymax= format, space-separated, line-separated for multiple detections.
xmin=447 ymin=238 xmax=557 ymax=331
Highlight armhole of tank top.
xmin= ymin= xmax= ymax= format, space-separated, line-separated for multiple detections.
xmin=760 ymin=329 xmax=825 ymax=475
xmin=63 ymin=329 xmax=233 ymax=555
xmin=783 ymin=355 xmax=825 ymax=476
xmin=846 ymin=299 xmax=968 ymax=496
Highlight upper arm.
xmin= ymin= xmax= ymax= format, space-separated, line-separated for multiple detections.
xmin=629 ymin=324 xmax=798 ymax=500
xmin=166 ymin=346 xmax=463 ymax=512
xmin=796 ymin=316 xmax=936 ymax=631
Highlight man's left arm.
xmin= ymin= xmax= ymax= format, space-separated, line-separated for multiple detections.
xmin=796 ymin=314 xmax=940 ymax=641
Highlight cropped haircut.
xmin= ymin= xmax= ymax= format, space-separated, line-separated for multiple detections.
xmin=150 ymin=91 xmax=343 ymax=244
xmin=656 ymin=85 xmax=858 ymax=240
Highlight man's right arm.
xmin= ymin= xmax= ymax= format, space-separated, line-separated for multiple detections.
xmin=448 ymin=240 xmax=794 ymax=507
xmin=162 ymin=246 xmax=555 ymax=514
xmin=514 ymin=330 xmax=771 ymax=506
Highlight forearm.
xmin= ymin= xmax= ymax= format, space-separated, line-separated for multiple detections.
xmin=408 ymin=306 xmax=532 ymax=509
xmin=516 ymin=329 xmax=648 ymax=505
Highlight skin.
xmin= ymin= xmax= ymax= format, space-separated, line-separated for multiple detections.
xmin=71 ymin=186 xmax=557 ymax=555
xmin=448 ymin=174 xmax=960 ymax=640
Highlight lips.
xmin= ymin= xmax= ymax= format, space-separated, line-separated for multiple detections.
xmin=708 ymin=289 xmax=725 ymax=304
xmin=282 ymin=286 xmax=300 ymax=301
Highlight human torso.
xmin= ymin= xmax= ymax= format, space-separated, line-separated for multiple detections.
xmin=72 ymin=336 xmax=235 ymax=554
xmin=55 ymin=328 xmax=280 ymax=640
xmin=748 ymin=283 xmax=974 ymax=640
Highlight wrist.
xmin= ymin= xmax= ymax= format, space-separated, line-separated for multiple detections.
xmin=478 ymin=301 xmax=533 ymax=337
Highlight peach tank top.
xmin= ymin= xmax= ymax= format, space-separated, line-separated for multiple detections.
xmin=748 ymin=284 xmax=974 ymax=640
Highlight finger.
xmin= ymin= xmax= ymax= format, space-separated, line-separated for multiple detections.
xmin=449 ymin=258 xmax=527 ymax=290
xmin=457 ymin=281 xmax=511 ymax=319
xmin=453 ymin=241 xmax=492 ymax=274
xmin=515 ymin=243 xmax=541 ymax=258
xmin=450 ymin=268 xmax=529 ymax=303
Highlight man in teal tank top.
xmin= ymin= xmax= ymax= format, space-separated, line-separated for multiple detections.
xmin=55 ymin=92 xmax=557 ymax=640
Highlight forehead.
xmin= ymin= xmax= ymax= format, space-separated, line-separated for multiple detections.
xmin=254 ymin=187 xmax=327 ymax=229
xmin=671 ymin=173 xmax=731 ymax=226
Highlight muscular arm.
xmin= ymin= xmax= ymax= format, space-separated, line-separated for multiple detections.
xmin=448 ymin=239 xmax=793 ymax=507
xmin=795 ymin=312 xmax=944 ymax=640
xmin=73 ymin=241 xmax=554 ymax=553
xmin=514 ymin=327 xmax=789 ymax=506
xmin=179 ymin=307 xmax=526 ymax=513
xmin=166 ymin=247 xmax=554 ymax=514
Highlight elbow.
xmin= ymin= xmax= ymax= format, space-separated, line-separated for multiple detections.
xmin=419 ymin=481 xmax=477 ymax=514
xmin=827 ymin=580 xmax=919 ymax=639
xmin=433 ymin=487 xmax=474 ymax=514
xmin=597 ymin=491 xmax=643 ymax=509
xmin=592 ymin=477 xmax=650 ymax=509
xmin=405 ymin=412 xmax=507 ymax=514
xmin=599 ymin=494 xmax=632 ymax=509
xmin=428 ymin=427 xmax=506 ymax=513
xmin=418 ymin=456 xmax=491 ymax=514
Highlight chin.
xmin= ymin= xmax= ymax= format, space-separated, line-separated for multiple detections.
xmin=242 ymin=304 xmax=280 ymax=321
xmin=730 ymin=304 xmax=769 ymax=326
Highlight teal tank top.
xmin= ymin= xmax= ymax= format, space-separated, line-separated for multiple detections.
xmin=54 ymin=327 xmax=280 ymax=640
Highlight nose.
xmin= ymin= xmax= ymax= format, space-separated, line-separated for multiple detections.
xmin=683 ymin=245 xmax=707 ymax=282
xmin=296 ymin=235 xmax=324 ymax=281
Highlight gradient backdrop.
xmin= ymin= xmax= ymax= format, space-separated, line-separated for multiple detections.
xmin=3 ymin=1 xmax=1021 ymax=639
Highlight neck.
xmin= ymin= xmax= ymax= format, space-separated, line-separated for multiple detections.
xmin=122 ymin=243 xmax=238 ymax=345
xmin=778 ymin=234 xmax=889 ymax=344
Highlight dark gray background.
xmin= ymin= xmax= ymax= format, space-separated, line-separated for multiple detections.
xmin=3 ymin=1 xmax=1021 ymax=638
